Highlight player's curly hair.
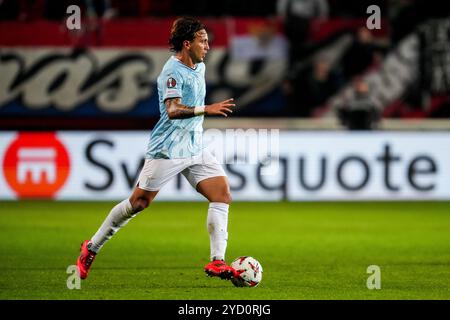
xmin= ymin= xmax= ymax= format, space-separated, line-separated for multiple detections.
xmin=169 ymin=17 xmax=206 ymax=52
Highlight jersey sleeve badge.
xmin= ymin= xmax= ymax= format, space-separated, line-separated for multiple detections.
xmin=167 ymin=77 xmax=177 ymax=88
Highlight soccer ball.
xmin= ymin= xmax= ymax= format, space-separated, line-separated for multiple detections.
xmin=230 ymin=256 xmax=263 ymax=287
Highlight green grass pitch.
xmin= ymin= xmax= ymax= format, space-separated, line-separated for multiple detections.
xmin=0 ymin=201 xmax=449 ymax=300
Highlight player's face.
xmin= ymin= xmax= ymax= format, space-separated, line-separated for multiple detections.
xmin=189 ymin=29 xmax=209 ymax=63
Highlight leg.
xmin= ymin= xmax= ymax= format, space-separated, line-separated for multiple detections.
xmin=129 ymin=187 xmax=159 ymax=213
xmin=197 ymin=176 xmax=232 ymax=261
xmin=89 ymin=157 xmax=171 ymax=254
xmin=182 ymin=150 xmax=236 ymax=278
xmin=77 ymin=157 xmax=185 ymax=279
xmin=196 ymin=176 xmax=232 ymax=204
xmin=196 ymin=176 xmax=237 ymax=279
xmin=76 ymin=187 xmax=157 ymax=279
xmin=89 ymin=186 xmax=158 ymax=253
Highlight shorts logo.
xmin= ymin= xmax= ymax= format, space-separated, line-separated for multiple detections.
xmin=167 ymin=77 xmax=177 ymax=88
xmin=3 ymin=132 xmax=71 ymax=199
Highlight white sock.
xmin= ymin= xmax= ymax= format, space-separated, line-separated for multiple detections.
xmin=207 ymin=202 xmax=229 ymax=261
xmin=89 ymin=199 xmax=134 ymax=253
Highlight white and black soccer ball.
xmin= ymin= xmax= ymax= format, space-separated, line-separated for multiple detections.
xmin=230 ymin=256 xmax=263 ymax=287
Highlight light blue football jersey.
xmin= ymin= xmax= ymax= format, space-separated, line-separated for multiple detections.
xmin=146 ymin=56 xmax=206 ymax=159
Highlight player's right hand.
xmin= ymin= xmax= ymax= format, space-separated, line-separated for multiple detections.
xmin=205 ymin=98 xmax=236 ymax=117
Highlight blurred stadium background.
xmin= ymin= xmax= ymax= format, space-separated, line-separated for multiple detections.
xmin=0 ymin=0 xmax=449 ymax=300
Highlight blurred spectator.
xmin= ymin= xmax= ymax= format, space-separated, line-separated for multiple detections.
xmin=172 ymin=0 xmax=276 ymax=17
xmin=340 ymin=27 xmax=387 ymax=81
xmin=328 ymin=0 xmax=387 ymax=18
xmin=388 ymin=0 xmax=422 ymax=45
xmin=284 ymin=55 xmax=342 ymax=117
xmin=44 ymin=0 xmax=115 ymax=20
xmin=277 ymin=0 xmax=329 ymax=64
xmin=215 ymin=19 xmax=289 ymax=116
xmin=337 ymin=79 xmax=381 ymax=130
xmin=86 ymin=0 xmax=116 ymax=19
xmin=0 ymin=0 xmax=279 ymax=19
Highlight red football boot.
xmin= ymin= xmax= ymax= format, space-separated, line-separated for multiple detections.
xmin=204 ymin=260 xmax=239 ymax=280
xmin=76 ymin=240 xmax=96 ymax=279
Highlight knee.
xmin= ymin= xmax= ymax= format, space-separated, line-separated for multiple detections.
xmin=214 ymin=190 xmax=232 ymax=204
xmin=224 ymin=191 xmax=232 ymax=204
xmin=131 ymin=197 xmax=150 ymax=214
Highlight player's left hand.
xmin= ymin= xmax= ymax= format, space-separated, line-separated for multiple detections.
xmin=205 ymin=98 xmax=236 ymax=117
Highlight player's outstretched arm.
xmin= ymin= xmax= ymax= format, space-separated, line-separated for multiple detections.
xmin=165 ymin=97 xmax=235 ymax=119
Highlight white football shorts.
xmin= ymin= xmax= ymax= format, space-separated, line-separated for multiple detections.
xmin=137 ymin=149 xmax=226 ymax=191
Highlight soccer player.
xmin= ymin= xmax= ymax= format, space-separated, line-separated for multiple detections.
xmin=76 ymin=17 xmax=238 ymax=281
